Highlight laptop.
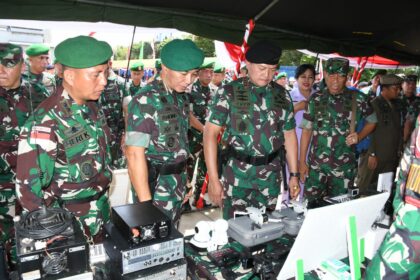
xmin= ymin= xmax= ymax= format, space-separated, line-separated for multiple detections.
xmin=277 ymin=192 xmax=389 ymax=280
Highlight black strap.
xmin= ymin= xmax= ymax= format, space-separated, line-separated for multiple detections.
xmin=149 ymin=160 xmax=188 ymax=176
xmin=229 ymin=148 xmax=282 ymax=166
xmin=56 ymin=187 xmax=108 ymax=206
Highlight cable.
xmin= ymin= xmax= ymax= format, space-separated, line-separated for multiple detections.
xmin=18 ymin=207 xmax=73 ymax=240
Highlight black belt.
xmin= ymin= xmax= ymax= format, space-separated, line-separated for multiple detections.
xmin=229 ymin=149 xmax=281 ymax=166
xmin=150 ymin=160 xmax=187 ymax=176
xmin=56 ymin=187 xmax=108 ymax=206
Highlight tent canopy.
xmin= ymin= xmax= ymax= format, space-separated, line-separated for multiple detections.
xmin=2 ymin=0 xmax=419 ymax=65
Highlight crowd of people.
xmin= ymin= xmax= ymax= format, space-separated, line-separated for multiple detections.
xmin=0 ymin=36 xmax=419 ymax=278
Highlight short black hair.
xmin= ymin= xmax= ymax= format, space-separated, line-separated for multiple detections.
xmin=295 ymin=64 xmax=316 ymax=79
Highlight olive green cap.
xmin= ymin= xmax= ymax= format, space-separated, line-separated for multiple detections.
xmin=325 ymin=57 xmax=349 ymax=76
xmin=380 ymin=74 xmax=403 ymax=86
xmin=54 ymin=36 xmax=112 ymax=69
xmin=25 ymin=44 xmax=49 ymax=56
xmin=199 ymin=58 xmax=215 ymax=70
xmin=275 ymin=72 xmax=287 ymax=80
xmin=0 ymin=43 xmax=23 ymax=60
xmin=213 ymin=62 xmax=225 ymax=73
xmin=130 ymin=61 xmax=144 ymax=71
xmin=161 ymin=39 xmax=204 ymax=71
xmin=155 ymin=59 xmax=162 ymax=70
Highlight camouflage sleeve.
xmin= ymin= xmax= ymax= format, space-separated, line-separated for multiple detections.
xmin=15 ymin=117 xmax=57 ymax=211
xmin=125 ymin=95 xmax=156 ymax=147
xmin=393 ymin=117 xmax=419 ymax=211
xmin=300 ymin=96 xmax=315 ymax=130
xmin=283 ymin=91 xmax=296 ymax=131
xmin=206 ymin=87 xmax=229 ymax=126
xmin=358 ymin=92 xmax=377 ymax=123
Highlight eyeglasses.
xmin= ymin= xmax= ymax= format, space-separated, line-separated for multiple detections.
xmin=0 ymin=58 xmax=21 ymax=68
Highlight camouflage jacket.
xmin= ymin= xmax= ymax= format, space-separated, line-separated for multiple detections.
xmin=393 ymin=115 xmax=420 ymax=210
xmin=126 ymin=79 xmax=190 ymax=165
xmin=16 ymin=88 xmax=112 ymax=211
xmin=22 ymin=71 xmax=55 ymax=109
xmin=187 ymin=80 xmax=216 ymax=125
xmin=0 ymin=82 xmax=31 ymax=189
xmin=207 ymin=77 xmax=295 ymax=156
xmin=301 ymin=87 xmax=375 ymax=168
xmin=402 ymin=94 xmax=420 ymax=123
xmin=128 ymin=80 xmax=145 ymax=97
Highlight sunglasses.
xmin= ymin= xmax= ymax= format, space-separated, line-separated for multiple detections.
xmin=0 ymin=58 xmax=22 ymax=68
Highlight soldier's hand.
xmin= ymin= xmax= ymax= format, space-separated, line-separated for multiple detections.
xmin=345 ymin=132 xmax=359 ymax=146
xmin=368 ymin=155 xmax=378 ymax=170
xmin=289 ymin=177 xmax=300 ymax=199
xmin=299 ymin=162 xmax=309 ymax=183
xmin=208 ymin=179 xmax=224 ymax=207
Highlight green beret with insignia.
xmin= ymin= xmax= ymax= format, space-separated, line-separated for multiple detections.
xmin=55 ymin=36 xmax=112 ymax=68
xmin=213 ymin=62 xmax=225 ymax=73
xmin=130 ymin=61 xmax=144 ymax=71
xmin=380 ymin=74 xmax=403 ymax=86
xmin=275 ymin=72 xmax=287 ymax=80
xmin=0 ymin=43 xmax=23 ymax=64
xmin=199 ymin=58 xmax=215 ymax=70
xmin=155 ymin=59 xmax=162 ymax=70
xmin=325 ymin=57 xmax=349 ymax=76
xmin=245 ymin=41 xmax=282 ymax=65
xmin=161 ymin=39 xmax=204 ymax=71
xmin=25 ymin=44 xmax=49 ymax=57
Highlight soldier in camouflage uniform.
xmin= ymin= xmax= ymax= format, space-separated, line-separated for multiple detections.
xmin=147 ymin=59 xmax=162 ymax=84
xmin=299 ymin=58 xmax=377 ymax=207
xmin=22 ymin=44 xmax=55 ymax=108
xmin=128 ymin=61 xmax=145 ymax=97
xmin=53 ymin=59 xmax=63 ymax=88
xmin=0 ymin=43 xmax=31 ymax=269
xmin=402 ymin=75 xmax=420 ymax=139
xmin=16 ymin=36 xmax=113 ymax=242
xmin=211 ymin=63 xmax=226 ymax=88
xmin=365 ymin=114 xmax=420 ymax=280
xmin=98 ymin=65 xmax=128 ymax=169
xmin=204 ymin=41 xmax=300 ymax=219
xmin=126 ymin=39 xmax=204 ymax=225
xmin=186 ymin=60 xmax=216 ymax=207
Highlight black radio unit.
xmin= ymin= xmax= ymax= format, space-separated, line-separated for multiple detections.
xmin=112 ymin=202 xmax=171 ymax=244
xmin=15 ymin=207 xmax=90 ymax=280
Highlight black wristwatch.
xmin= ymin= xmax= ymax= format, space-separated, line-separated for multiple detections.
xmin=290 ymin=172 xmax=300 ymax=177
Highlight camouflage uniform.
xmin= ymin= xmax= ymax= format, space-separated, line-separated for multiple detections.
xmin=98 ymin=70 xmax=128 ymax=169
xmin=16 ymin=88 xmax=113 ymax=239
xmin=128 ymin=80 xmax=143 ymax=97
xmin=0 ymin=80 xmax=31 ymax=267
xmin=186 ymin=80 xmax=216 ymax=206
xmin=22 ymin=71 xmax=55 ymax=109
xmin=404 ymin=94 xmax=420 ymax=125
xmin=126 ymin=79 xmax=190 ymax=224
xmin=300 ymin=87 xmax=375 ymax=205
xmin=366 ymin=115 xmax=420 ymax=280
xmin=206 ymin=77 xmax=295 ymax=219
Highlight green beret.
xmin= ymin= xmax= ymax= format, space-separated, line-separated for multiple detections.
xmin=155 ymin=59 xmax=162 ymax=70
xmin=55 ymin=36 xmax=112 ymax=69
xmin=380 ymin=74 xmax=403 ymax=86
xmin=130 ymin=61 xmax=144 ymax=71
xmin=161 ymin=39 xmax=204 ymax=71
xmin=275 ymin=72 xmax=287 ymax=80
xmin=199 ymin=58 xmax=215 ymax=70
xmin=213 ymin=62 xmax=225 ymax=73
xmin=325 ymin=57 xmax=349 ymax=76
xmin=372 ymin=69 xmax=387 ymax=78
xmin=25 ymin=44 xmax=49 ymax=56
xmin=0 ymin=43 xmax=23 ymax=61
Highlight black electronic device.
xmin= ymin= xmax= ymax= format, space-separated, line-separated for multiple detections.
xmin=0 ymin=241 xmax=9 ymax=279
xmin=15 ymin=207 xmax=90 ymax=280
xmin=110 ymin=258 xmax=187 ymax=280
xmin=207 ymin=247 xmax=240 ymax=267
xmin=112 ymin=202 xmax=171 ymax=244
xmin=104 ymin=222 xmax=184 ymax=275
